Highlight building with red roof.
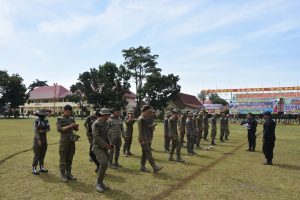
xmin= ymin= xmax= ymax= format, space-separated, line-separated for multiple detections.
xmin=166 ymin=93 xmax=203 ymax=112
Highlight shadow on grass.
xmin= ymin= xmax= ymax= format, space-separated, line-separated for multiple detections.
xmin=118 ymin=166 xmax=142 ymax=176
xmin=274 ymin=163 xmax=300 ymax=171
xmin=106 ymin=173 xmax=126 ymax=183
xmin=37 ymin=172 xmax=61 ymax=184
xmin=153 ymin=172 xmax=175 ymax=180
xmin=103 ymin=189 xmax=133 ymax=200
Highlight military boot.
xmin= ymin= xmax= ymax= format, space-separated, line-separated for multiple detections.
xmin=32 ymin=167 xmax=40 ymax=175
xmin=176 ymin=156 xmax=185 ymax=163
xmin=140 ymin=166 xmax=150 ymax=173
xmin=96 ymin=182 xmax=105 ymax=193
xmin=168 ymin=155 xmax=175 ymax=161
xmin=109 ymin=162 xmax=118 ymax=170
xmin=61 ymin=171 xmax=69 ymax=183
xmin=152 ymin=165 xmax=163 ymax=173
xmin=66 ymin=170 xmax=77 ymax=181
xmin=39 ymin=165 xmax=48 ymax=173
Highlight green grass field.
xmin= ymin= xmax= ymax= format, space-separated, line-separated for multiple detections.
xmin=0 ymin=118 xmax=299 ymax=200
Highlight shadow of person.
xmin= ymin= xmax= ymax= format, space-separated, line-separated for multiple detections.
xmin=274 ymin=163 xmax=300 ymax=171
xmin=103 ymin=189 xmax=133 ymax=200
xmin=37 ymin=172 xmax=61 ymax=184
xmin=153 ymin=172 xmax=175 ymax=180
xmin=66 ymin=180 xmax=96 ymax=193
xmin=105 ymin=173 xmax=126 ymax=183
xmin=118 ymin=166 xmax=141 ymax=176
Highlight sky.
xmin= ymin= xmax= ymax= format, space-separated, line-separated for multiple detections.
xmin=1 ymin=0 xmax=300 ymax=97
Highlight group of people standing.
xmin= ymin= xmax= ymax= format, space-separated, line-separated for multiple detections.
xmin=31 ymin=104 xmax=276 ymax=194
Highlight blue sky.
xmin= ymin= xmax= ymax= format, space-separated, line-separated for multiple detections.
xmin=1 ymin=0 xmax=300 ymax=96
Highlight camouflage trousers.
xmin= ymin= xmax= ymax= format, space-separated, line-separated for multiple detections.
xmin=109 ymin=137 xmax=122 ymax=165
xmin=195 ymin=128 xmax=203 ymax=147
xmin=59 ymin=136 xmax=75 ymax=175
xmin=220 ymin=128 xmax=226 ymax=140
xmin=140 ymin=143 xmax=155 ymax=167
xmin=203 ymin=126 xmax=209 ymax=139
xmin=94 ymin=147 xmax=109 ymax=184
xmin=186 ymin=134 xmax=195 ymax=154
xmin=170 ymin=136 xmax=181 ymax=157
xmin=211 ymin=128 xmax=217 ymax=140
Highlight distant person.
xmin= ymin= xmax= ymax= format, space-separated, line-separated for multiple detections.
xmin=84 ymin=112 xmax=99 ymax=172
xmin=92 ymin=108 xmax=113 ymax=193
xmin=220 ymin=113 xmax=227 ymax=142
xmin=138 ymin=105 xmax=163 ymax=173
xmin=168 ymin=108 xmax=185 ymax=162
xmin=163 ymin=111 xmax=172 ymax=152
xmin=32 ymin=109 xmax=50 ymax=175
xmin=178 ymin=112 xmax=187 ymax=147
xmin=108 ymin=108 xmax=124 ymax=169
xmin=186 ymin=112 xmax=196 ymax=155
xmin=147 ymin=109 xmax=157 ymax=149
xmin=211 ymin=113 xmax=217 ymax=145
xmin=241 ymin=113 xmax=257 ymax=152
xmin=262 ymin=111 xmax=276 ymax=165
xmin=123 ymin=109 xmax=135 ymax=156
xmin=195 ymin=111 xmax=204 ymax=148
xmin=203 ymin=112 xmax=209 ymax=141
xmin=56 ymin=105 xmax=79 ymax=182
xmin=225 ymin=114 xmax=230 ymax=140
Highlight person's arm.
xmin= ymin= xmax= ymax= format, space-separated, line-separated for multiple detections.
xmin=121 ymin=119 xmax=125 ymax=138
xmin=84 ymin=117 xmax=89 ymax=131
xmin=56 ymin=118 xmax=75 ymax=133
xmin=45 ymin=119 xmax=50 ymax=132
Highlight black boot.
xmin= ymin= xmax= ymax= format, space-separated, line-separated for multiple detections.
xmin=39 ymin=165 xmax=48 ymax=173
xmin=32 ymin=167 xmax=40 ymax=175
xmin=140 ymin=166 xmax=150 ymax=173
xmin=66 ymin=170 xmax=77 ymax=181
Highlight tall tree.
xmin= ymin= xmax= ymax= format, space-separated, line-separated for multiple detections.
xmin=28 ymin=79 xmax=48 ymax=91
xmin=209 ymin=93 xmax=228 ymax=106
xmin=122 ymin=46 xmax=161 ymax=114
xmin=198 ymin=90 xmax=207 ymax=104
xmin=143 ymin=72 xmax=181 ymax=110
xmin=71 ymin=62 xmax=130 ymax=109
xmin=0 ymin=70 xmax=10 ymax=109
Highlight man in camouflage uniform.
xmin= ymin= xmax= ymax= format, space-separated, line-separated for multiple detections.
xmin=32 ymin=109 xmax=50 ymax=175
xmin=123 ymin=109 xmax=135 ymax=156
xmin=225 ymin=114 xmax=230 ymax=140
xmin=203 ymin=112 xmax=209 ymax=141
xmin=169 ymin=108 xmax=185 ymax=162
xmin=179 ymin=112 xmax=187 ymax=147
xmin=108 ymin=108 xmax=124 ymax=169
xmin=138 ymin=105 xmax=163 ymax=173
xmin=92 ymin=108 xmax=113 ymax=193
xmin=220 ymin=113 xmax=227 ymax=142
xmin=195 ymin=111 xmax=203 ymax=148
xmin=164 ymin=111 xmax=172 ymax=152
xmin=56 ymin=105 xmax=79 ymax=182
xmin=147 ymin=109 xmax=157 ymax=149
xmin=186 ymin=112 xmax=196 ymax=155
xmin=211 ymin=113 xmax=217 ymax=145
xmin=84 ymin=112 xmax=99 ymax=171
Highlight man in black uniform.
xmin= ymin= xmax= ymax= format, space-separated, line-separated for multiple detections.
xmin=32 ymin=109 xmax=50 ymax=175
xmin=241 ymin=113 xmax=257 ymax=152
xmin=84 ymin=112 xmax=99 ymax=172
xmin=262 ymin=111 xmax=276 ymax=165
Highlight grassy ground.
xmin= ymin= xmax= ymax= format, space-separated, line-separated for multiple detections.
xmin=0 ymin=118 xmax=299 ymax=200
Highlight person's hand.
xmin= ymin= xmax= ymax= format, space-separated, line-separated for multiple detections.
xmin=37 ymin=140 xmax=42 ymax=146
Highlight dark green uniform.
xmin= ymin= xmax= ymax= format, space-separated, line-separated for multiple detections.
xmin=32 ymin=118 xmax=50 ymax=168
xmin=138 ymin=115 xmax=156 ymax=168
xmin=108 ymin=115 xmax=124 ymax=166
xmin=220 ymin=116 xmax=226 ymax=141
xmin=164 ymin=116 xmax=171 ymax=151
xmin=195 ymin=114 xmax=203 ymax=147
xmin=169 ymin=117 xmax=182 ymax=160
xmin=225 ymin=116 xmax=230 ymax=140
xmin=84 ymin=115 xmax=99 ymax=168
xmin=186 ymin=117 xmax=195 ymax=154
xmin=179 ymin=114 xmax=186 ymax=146
xmin=147 ymin=116 xmax=156 ymax=148
xmin=92 ymin=119 xmax=110 ymax=185
xmin=211 ymin=116 xmax=217 ymax=145
xmin=56 ymin=116 xmax=77 ymax=178
xmin=203 ymin=114 xmax=209 ymax=140
xmin=123 ymin=115 xmax=135 ymax=155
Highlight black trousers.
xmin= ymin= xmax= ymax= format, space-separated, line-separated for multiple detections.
xmin=164 ymin=135 xmax=170 ymax=151
xmin=247 ymin=131 xmax=256 ymax=150
xmin=123 ymin=136 xmax=133 ymax=153
xmin=263 ymin=142 xmax=275 ymax=162
xmin=187 ymin=135 xmax=195 ymax=154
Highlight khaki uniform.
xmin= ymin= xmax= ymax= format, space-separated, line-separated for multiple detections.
xmin=92 ymin=119 xmax=110 ymax=184
xmin=169 ymin=118 xmax=181 ymax=158
xmin=147 ymin=117 xmax=156 ymax=147
xmin=107 ymin=115 xmax=124 ymax=165
xmin=123 ymin=115 xmax=135 ymax=154
xmin=195 ymin=115 xmax=203 ymax=147
xmin=220 ymin=116 xmax=227 ymax=141
xmin=32 ymin=118 xmax=50 ymax=167
xmin=178 ymin=115 xmax=186 ymax=146
xmin=211 ymin=116 xmax=217 ymax=143
xmin=138 ymin=115 xmax=156 ymax=167
xmin=56 ymin=116 xmax=76 ymax=176
xmin=203 ymin=115 xmax=209 ymax=140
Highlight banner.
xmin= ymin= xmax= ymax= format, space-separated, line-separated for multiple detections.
xmin=229 ymin=101 xmax=276 ymax=114
xmin=284 ymin=98 xmax=300 ymax=114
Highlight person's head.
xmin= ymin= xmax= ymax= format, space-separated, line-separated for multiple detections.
xmin=96 ymin=108 xmax=111 ymax=121
xmin=188 ymin=113 xmax=193 ymax=119
xmin=63 ymin=105 xmax=73 ymax=117
xmin=263 ymin=111 xmax=271 ymax=120
xmin=246 ymin=113 xmax=253 ymax=119
xmin=111 ymin=108 xmax=121 ymax=117
xmin=151 ymin=109 xmax=156 ymax=116
xmin=127 ymin=109 xmax=134 ymax=117
xmin=35 ymin=109 xmax=47 ymax=119
xmin=221 ymin=113 xmax=225 ymax=117
xmin=171 ymin=108 xmax=180 ymax=119
xmin=142 ymin=105 xmax=152 ymax=117
xmin=165 ymin=111 xmax=172 ymax=118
